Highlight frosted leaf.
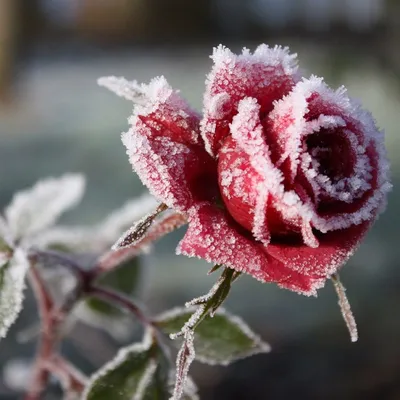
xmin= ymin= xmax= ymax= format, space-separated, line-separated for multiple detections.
xmin=156 ymin=307 xmax=270 ymax=366
xmin=0 ymin=249 xmax=30 ymax=339
xmin=83 ymin=330 xmax=169 ymax=400
xmin=331 ymin=273 xmax=358 ymax=342
xmin=171 ymin=331 xmax=195 ymax=400
xmin=97 ymin=76 xmax=147 ymax=104
xmin=112 ymin=203 xmax=167 ymax=250
xmin=5 ymin=174 xmax=85 ymax=240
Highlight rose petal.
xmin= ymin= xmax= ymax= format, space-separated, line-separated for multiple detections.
xmin=266 ymin=221 xmax=370 ymax=287
xmin=177 ymin=203 xmax=323 ymax=296
xmin=201 ymin=44 xmax=298 ymax=156
xmin=122 ymin=128 xmax=217 ymax=212
xmin=267 ymin=76 xmax=347 ymax=184
xmin=120 ymin=76 xmax=217 ymax=211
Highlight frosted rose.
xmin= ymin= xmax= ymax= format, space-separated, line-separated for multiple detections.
xmin=100 ymin=45 xmax=390 ymax=295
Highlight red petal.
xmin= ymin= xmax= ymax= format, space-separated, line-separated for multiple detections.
xmin=266 ymin=221 xmax=370 ymax=288
xmin=122 ymin=128 xmax=217 ymax=212
xmin=177 ymin=203 xmax=323 ymax=296
xmin=121 ymin=77 xmax=217 ymax=212
xmin=201 ymin=45 xmax=298 ymax=156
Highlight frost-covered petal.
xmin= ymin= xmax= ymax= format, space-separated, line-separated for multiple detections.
xmin=266 ymin=221 xmax=370 ymax=294
xmin=116 ymin=76 xmax=218 ymax=212
xmin=266 ymin=78 xmax=346 ymax=183
xmin=272 ymin=76 xmax=391 ymax=234
xmin=5 ymin=174 xmax=85 ymax=240
xmin=102 ymin=75 xmax=201 ymax=146
xmin=177 ymin=203 xmax=320 ymax=295
xmin=219 ymin=98 xmax=309 ymax=243
xmin=201 ymin=44 xmax=298 ymax=156
xmin=122 ymin=128 xmax=217 ymax=212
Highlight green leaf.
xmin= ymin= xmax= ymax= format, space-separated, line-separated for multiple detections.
xmin=155 ymin=307 xmax=271 ymax=366
xmin=0 ymin=249 xmax=29 ymax=339
xmin=84 ymin=256 xmax=142 ymax=319
xmin=83 ymin=332 xmax=170 ymax=400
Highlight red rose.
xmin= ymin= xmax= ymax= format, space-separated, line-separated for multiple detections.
xmin=100 ymin=45 xmax=390 ymax=296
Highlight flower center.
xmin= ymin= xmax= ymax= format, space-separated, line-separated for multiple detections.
xmin=306 ymin=129 xmax=354 ymax=181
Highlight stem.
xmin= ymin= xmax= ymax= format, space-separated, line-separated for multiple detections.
xmin=25 ymin=263 xmax=86 ymax=400
xmin=43 ymin=355 xmax=86 ymax=396
xmin=24 ymin=266 xmax=55 ymax=400
xmin=89 ymin=285 xmax=156 ymax=330
xmin=29 ymin=249 xmax=87 ymax=280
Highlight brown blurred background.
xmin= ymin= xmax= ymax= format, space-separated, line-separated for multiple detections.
xmin=1 ymin=1 xmax=400 ymax=399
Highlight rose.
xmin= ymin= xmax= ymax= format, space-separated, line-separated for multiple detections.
xmin=100 ymin=44 xmax=390 ymax=296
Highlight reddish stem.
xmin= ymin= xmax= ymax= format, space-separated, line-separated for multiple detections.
xmin=89 ymin=285 xmax=156 ymax=329
xmin=24 ymin=266 xmax=55 ymax=400
xmin=44 ymin=355 xmax=87 ymax=395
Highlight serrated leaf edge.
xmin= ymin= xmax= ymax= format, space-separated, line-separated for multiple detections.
xmin=155 ymin=306 xmax=271 ymax=366
xmin=82 ymin=330 xmax=153 ymax=399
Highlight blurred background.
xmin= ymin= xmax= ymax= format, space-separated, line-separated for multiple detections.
xmin=0 ymin=0 xmax=399 ymax=399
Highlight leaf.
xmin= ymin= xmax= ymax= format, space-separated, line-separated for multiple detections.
xmin=155 ymin=307 xmax=271 ymax=366
xmin=5 ymin=174 xmax=85 ymax=240
xmin=0 ymin=249 xmax=30 ymax=339
xmin=83 ymin=332 xmax=169 ymax=400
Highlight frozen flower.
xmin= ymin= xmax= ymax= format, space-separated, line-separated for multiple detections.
xmin=100 ymin=44 xmax=390 ymax=296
